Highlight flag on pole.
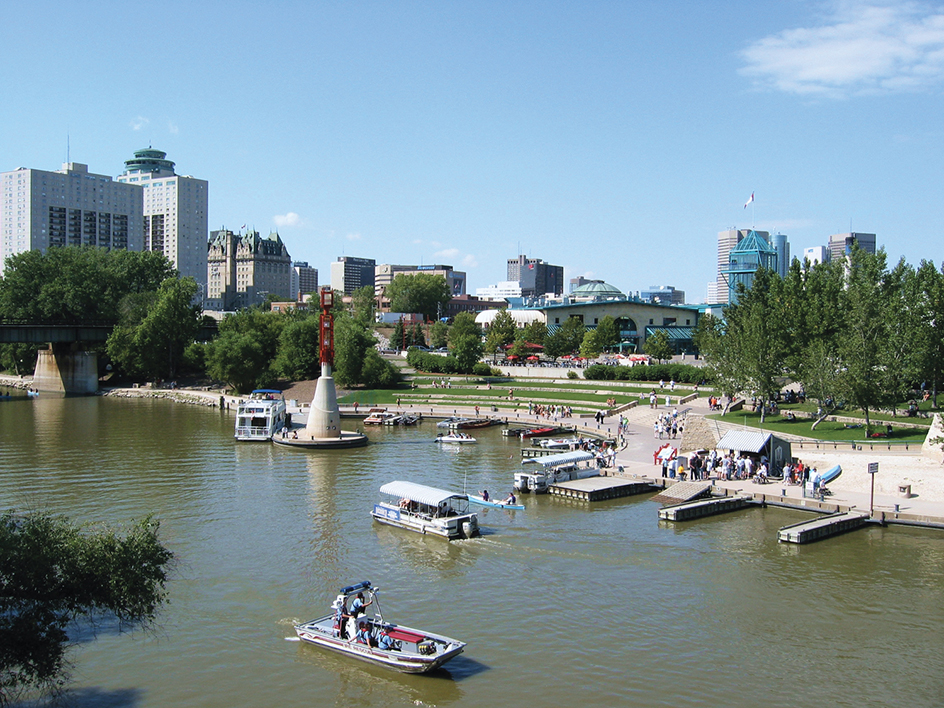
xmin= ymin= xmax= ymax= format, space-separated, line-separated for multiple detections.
xmin=743 ymin=192 xmax=754 ymax=209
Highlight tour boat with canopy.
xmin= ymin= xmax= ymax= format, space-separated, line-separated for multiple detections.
xmin=234 ymin=389 xmax=287 ymax=441
xmin=514 ymin=450 xmax=598 ymax=493
xmin=372 ymin=481 xmax=479 ymax=539
xmin=294 ymin=581 xmax=466 ymax=673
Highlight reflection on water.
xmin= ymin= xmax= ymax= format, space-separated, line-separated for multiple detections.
xmin=0 ymin=399 xmax=943 ymax=707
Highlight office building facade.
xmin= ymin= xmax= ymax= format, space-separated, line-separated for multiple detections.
xmin=507 ymin=254 xmax=564 ymax=297
xmin=291 ymin=261 xmax=318 ymax=300
xmin=116 ymin=148 xmax=208 ymax=284
xmin=330 ymin=256 xmax=376 ymax=294
xmin=0 ymin=162 xmax=142 ymax=272
xmin=374 ymin=263 xmax=466 ymax=305
xmin=827 ymin=232 xmax=876 ymax=262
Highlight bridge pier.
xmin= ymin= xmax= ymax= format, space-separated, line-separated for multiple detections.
xmin=33 ymin=344 xmax=98 ymax=394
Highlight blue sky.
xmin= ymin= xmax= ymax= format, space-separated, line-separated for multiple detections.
xmin=3 ymin=0 xmax=942 ymax=302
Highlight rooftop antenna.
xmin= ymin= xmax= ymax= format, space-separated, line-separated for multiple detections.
xmin=66 ymin=132 xmax=70 ymax=164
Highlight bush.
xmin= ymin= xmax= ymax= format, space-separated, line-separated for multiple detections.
xmin=567 ymin=370 xmax=579 ymax=380
xmin=583 ymin=363 xmax=709 ymax=384
xmin=472 ymin=362 xmax=495 ymax=376
xmin=406 ymin=349 xmax=461 ymax=374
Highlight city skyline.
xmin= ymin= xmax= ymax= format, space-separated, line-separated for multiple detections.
xmin=3 ymin=1 xmax=942 ymax=301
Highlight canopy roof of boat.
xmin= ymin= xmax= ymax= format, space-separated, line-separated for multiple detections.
xmin=521 ymin=450 xmax=595 ymax=468
xmin=250 ymin=389 xmax=284 ymax=396
xmin=379 ymin=481 xmax=465 ymax=506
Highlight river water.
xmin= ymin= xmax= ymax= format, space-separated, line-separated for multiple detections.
xmin=2 ymin=394 xmax=943 ymax=708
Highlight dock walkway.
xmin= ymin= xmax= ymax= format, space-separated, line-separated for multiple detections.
xmin=777 ymin=511 xmax=871 ymax=544
xmin=548 ymin=477 xmax=656 ymax=501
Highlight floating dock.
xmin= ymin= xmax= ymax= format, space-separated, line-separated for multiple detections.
xmin=777 ymin=511 xmax=870 ymax=544
xmin=658 ymin=494 xmax=756 ymax=521
xmin=548 ymin=477 xmax=656 ymax=501
xmin=650 ymin=481 xmax=712 ymax=505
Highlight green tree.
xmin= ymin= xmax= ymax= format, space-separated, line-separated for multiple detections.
xmin=384 ymin=273 xmax=452 ymax=321
xmin=272 ymin=312 xmax=321 ymax=381
xmin=518 ymin=319 xmax=546 ymax=348
xmin=643 ymin=330 xmax=674 ymax=364
xmin=703 ymin=269 xmax=790 ymax=422
xmin=484 ymin=309 xmax=516 ymax=358
xmin=0 ymin=511 xmax=173 ymax=705
xmin=0 ymin=247 xmax=176 ymax=322
xmin=579 ymin=328 xmax=603 ymax=358
xmin=106 ymin=277 xmax=201 ymax=381
xmin=594 ymin=315 xmax=619 ymax=351
xmin=915 ymin=260 xmax=944 ymax=406
xmin=833 ymin=248 xmax=903 ymax=431
xmin=544 ymin=317 xmax=585 ymax=359
xmin=350 ymin=285 xmax=377 ymax=326
xmin=205 ymin=308 xmax=284 ymax=392
xmin=333 ymin=314 xmax=400 ymax=388
xmin=429 ymin=320 xmax=449 ymax=349
xmin=447 ymin=312 xmax=483 ymax=373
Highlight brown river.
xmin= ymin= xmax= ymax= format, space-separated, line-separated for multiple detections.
xmin=1 ymin=394 xmax=943 ymax=707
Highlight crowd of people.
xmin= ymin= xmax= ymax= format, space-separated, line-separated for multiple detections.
xmin=652 ymin=409 xmax=683 ymax=440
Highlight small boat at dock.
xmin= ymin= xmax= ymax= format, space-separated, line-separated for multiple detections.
xmin=514 ymin=450 xmax=598 ymax=493
xmin=294 ymin=580 xmax=466 ymax=673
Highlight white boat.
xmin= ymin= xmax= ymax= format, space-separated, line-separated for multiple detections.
xmin=436 ymin=417 xmax=463 ymax=429
xmin=364 ymin=410 xmax=402 ymax=425
xmin=536 ymin=437 xmax=584 ymax=449
xmin=466 ymin=494 xmax=524 ymax=510
xmin=435 ymin=432 xmax=477 ymax=444
xmin=372 ymin=481 xmax=479 ymax=540
xmin=234 ymin=389 xmax=287 ymax=441
xmin=294 ymin=581 xmax=466 ymax=674
xmin=514 ymin=450 xmax=597 ymax=493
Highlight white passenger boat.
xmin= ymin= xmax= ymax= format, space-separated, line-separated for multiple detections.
xmin=372 ymin=481 xmax=479 ymax=539
xmin=234 ymin=389 xmax=287 ymax=441
xmin=294 ymin=581 xmax=466 ymax=673
xmin=514 ymin=450 xmax=598 ymax=493
xmin=435 ymin=432 xmax=477 ymax=444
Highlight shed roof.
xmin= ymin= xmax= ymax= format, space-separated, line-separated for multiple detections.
xmin=715 ymin=430 xmax=773 ymax=453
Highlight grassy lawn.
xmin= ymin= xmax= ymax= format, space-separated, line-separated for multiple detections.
xmin=710 ymin=408 xmax=929 ymax=443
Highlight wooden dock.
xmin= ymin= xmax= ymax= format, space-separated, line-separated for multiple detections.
xmin=658 ymin=494 xmax=755 ymax=521
xmin=520 ymin=447 xmax=560 ymax=458
xmin=548 ymin=477 xmax=656 ymax=501
xmin=777 ymin=511 xmax=870 ymax=544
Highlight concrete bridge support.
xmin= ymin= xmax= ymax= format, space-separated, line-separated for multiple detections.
xmin=33 ymin=344 xmax=98 ymax=394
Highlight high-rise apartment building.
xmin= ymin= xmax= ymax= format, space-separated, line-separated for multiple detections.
xmin=116 ymin=148 xmax=208 ymax=284
xmin=507 ymin=254 xmax=564 ymax=297
xmin=291 ymin=261 xmax=318 ymax=301
xmin=827 ymin=232 xmax=876 ymax=262
xmin=330 ymin=256 xmax=376 ymax=294
xmin=0 ymin=162 xmax=143 ymax=272
xmin=206 ymin=229 xmax=292 ymax=310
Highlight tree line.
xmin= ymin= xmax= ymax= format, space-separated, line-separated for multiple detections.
xmin=695 ymin=247 xmax=944 ymax=430
xmin=0 ymin=248 xmax=401 ymax=393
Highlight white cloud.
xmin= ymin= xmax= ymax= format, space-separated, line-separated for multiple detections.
xmin=462 ymin=254 xmax=479 ymax=268
xmin=273 ymin=212 xmax=301 ymax=227
xmin=167 ymin=120 xmax=179 ymax=135
xmin=130 ymin=116 xmax=149 ymax=131
xmin=434 ymin=248 xmax=461 ymax=260
xmin=346 ymin=232 xmax=362 ymax=241
xmin=740 ymin=2 xmax=944 ymax=97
